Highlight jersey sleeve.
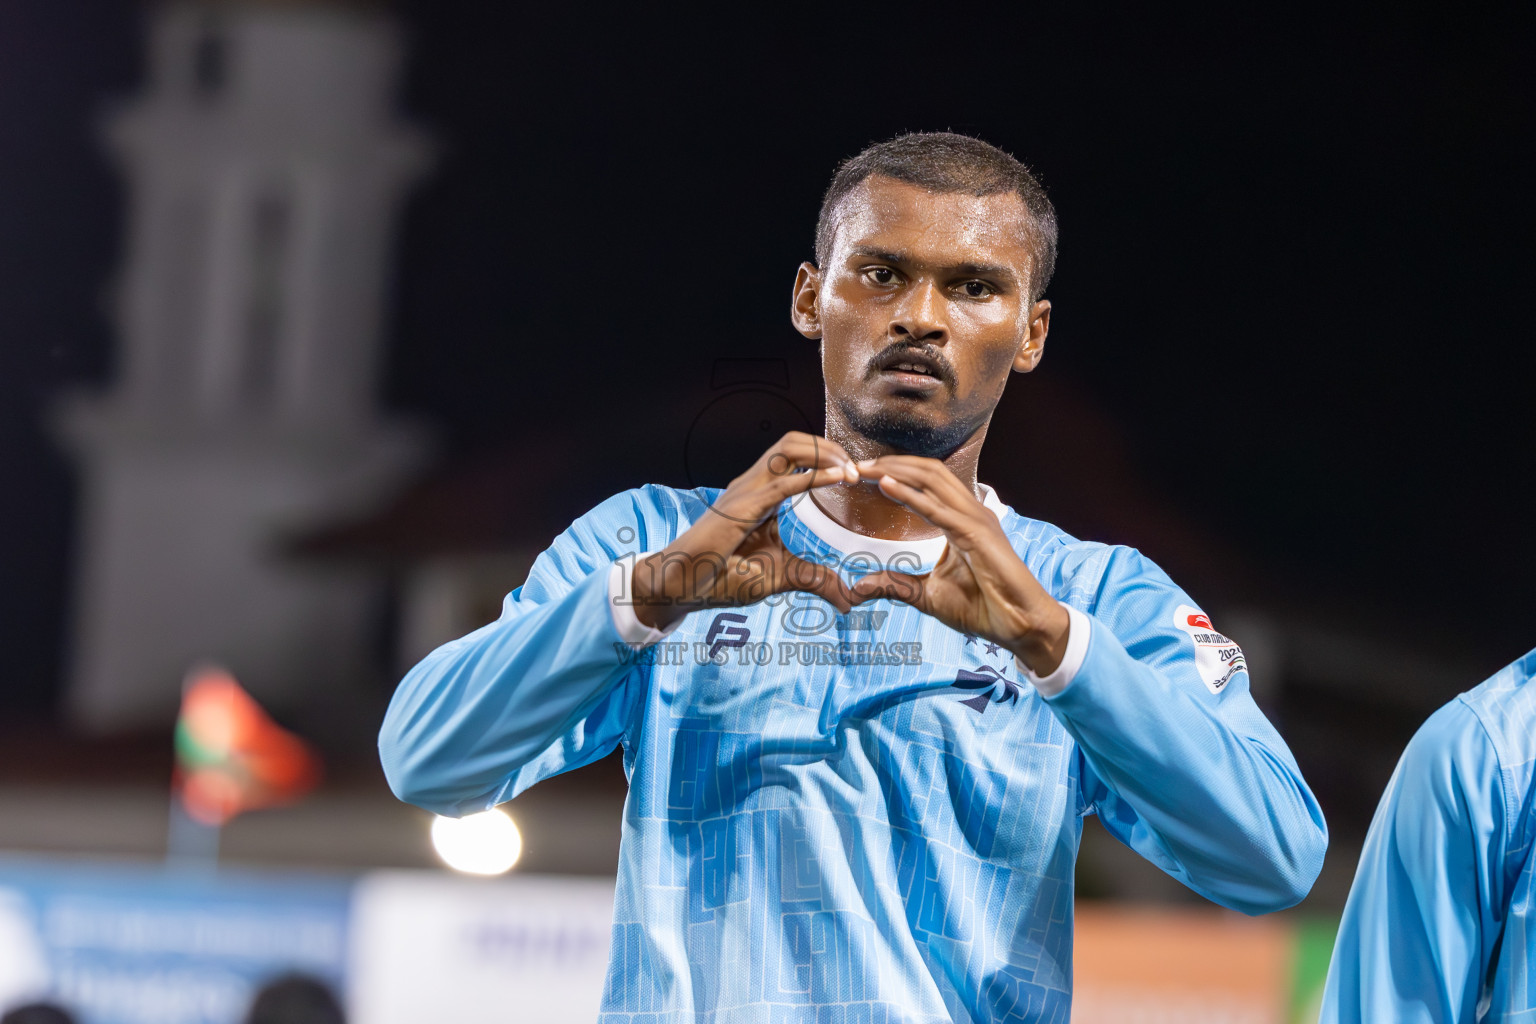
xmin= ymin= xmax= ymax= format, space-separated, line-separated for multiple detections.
xmin=1042 ymin=545 xmax=1328 ymax=914
xmin=1317 ymin=699 xmax=1507 ymax=1024
xmin=377 ymin=486 xmax=677 ymax=817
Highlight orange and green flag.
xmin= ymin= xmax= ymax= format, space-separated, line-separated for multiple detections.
xmin=174 ymin=665 xmax=322 ymax=827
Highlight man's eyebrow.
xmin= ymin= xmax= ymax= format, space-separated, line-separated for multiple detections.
xmin=848 ymin=246 xmax=910 ymax=264
xmin=951 ymin=261 xmax=1017 ymax=282
xmin=849 ymin=246 xmax=1019 ymax=284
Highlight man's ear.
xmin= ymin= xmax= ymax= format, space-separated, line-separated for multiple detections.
xmin=1012 ymin=300 xmax=1051 ymax=373
xmin=790 ymin=262 xmax=822 ymax=340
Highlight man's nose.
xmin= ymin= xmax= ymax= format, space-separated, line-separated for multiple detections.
xmin=888 ymin=279 xmax=947 ymax=345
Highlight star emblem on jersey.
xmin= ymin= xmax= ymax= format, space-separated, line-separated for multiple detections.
xmin=951 ymin=664 xmax=1022 ymax=713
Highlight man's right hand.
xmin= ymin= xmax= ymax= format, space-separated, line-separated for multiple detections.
xmin=630 ymin=432 xmax=861 ymax=631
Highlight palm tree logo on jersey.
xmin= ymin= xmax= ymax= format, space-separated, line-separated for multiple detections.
xmin=952 ymin=664 xmax=1022 ymax=714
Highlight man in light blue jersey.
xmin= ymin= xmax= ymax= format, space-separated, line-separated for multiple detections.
xmin=379 ymin=132 xmax=1327 ymax=1022
xmin=1319 ymin=646 xmax=1536 ymax=1023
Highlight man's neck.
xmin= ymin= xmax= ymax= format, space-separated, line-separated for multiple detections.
xmin=814 ymin=416 xmax=987 ymax=542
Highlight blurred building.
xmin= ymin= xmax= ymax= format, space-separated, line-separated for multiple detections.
xmin=53 ymin=1 xmax=431 ymax=732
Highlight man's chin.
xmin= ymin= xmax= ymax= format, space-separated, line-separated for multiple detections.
xmin=836 ymin=399 xmax=976 ymax=460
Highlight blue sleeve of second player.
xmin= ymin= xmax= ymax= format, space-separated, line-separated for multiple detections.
xmin=378 ymin=487 xmax=674 ymax=817
xmin=1044 ymin=546 xmax=1328 ymax=914
xmin=1317 ymin=700 xmax=1507 ymax=1024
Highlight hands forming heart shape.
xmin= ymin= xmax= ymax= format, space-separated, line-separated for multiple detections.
xmin=629 ymin=432 xmax=1070 ymax=677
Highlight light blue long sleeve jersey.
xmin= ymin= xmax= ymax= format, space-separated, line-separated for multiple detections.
xmin=1319 ymin=646 xmax=1536 ymax=1024
xmin=379 ymin=483 xmax=1327 ymax=1024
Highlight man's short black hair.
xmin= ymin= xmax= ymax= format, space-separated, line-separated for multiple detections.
xmin=815 ymin=132 xmax=1057 ymax=303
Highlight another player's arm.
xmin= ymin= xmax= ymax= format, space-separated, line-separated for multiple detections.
xmin=851 ymin=455 xmax=1327 ymax=913
xmin=1319 ymin=702 xmax=1506 ymax=1024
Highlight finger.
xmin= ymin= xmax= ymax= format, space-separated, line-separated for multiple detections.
xmin=773 ymin=464 xmax=860 ymax=500
xmin=768 ymin=433 xmax=856 ymax=477
xmin=868 ymin=471 xmax=1037 ymax=608
xmin=868 ymin=473 xmax=977 ymax=537
xmin=850 ymin=570 xmax=928 ymax=611
xmin=717 ymin=439 xmax=856 ymax=525
xmin=858 ymin=456 xmax=978 ymax=508
xmin=728 ymin=550 xmax=778 ymax=605
xmin=781 ymin=555 xmax=855 ymax=613
xmin=862 ymin=462 xmax=998 ymax=543
xmin=761 ymin=447 xmax=857 ymax=492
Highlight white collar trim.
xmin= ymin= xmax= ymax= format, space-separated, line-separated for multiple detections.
xmin=791 ymin=483 xmax=1009 ymax=563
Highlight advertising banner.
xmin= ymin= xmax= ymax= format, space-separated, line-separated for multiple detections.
xmin=0 ymin=856 xmax=1335 ymax=1024
xmin=0 ymin=856 xmax=349 ymax=1024
xmin=348 ymin=871 xmax=614 ymax=1024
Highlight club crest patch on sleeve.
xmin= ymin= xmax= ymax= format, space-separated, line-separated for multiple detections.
xmin=1174 ymin=604 xmax=1247 ymax=694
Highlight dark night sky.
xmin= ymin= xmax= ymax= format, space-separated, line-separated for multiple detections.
xmin=0 ymin=3 xmax=1531 ymax=715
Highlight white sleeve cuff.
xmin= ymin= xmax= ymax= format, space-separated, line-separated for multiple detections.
xmin=608 ymin=555 xmax=682 ymax=650
xmin=1018 ymin=604 xmax=1091 ymax=697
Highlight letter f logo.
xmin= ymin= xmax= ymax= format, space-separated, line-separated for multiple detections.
xmin=705 ymin=613 xmax=751 ymax=660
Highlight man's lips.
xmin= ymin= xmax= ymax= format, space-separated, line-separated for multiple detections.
xmin=868 ymin=345 xmax=955 ymax=389
xmin=878 ymin=368 xmax=945 ymax=389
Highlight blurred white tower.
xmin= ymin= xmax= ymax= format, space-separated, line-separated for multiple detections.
xmin=54 ymin=1 xmax=431 ymax=731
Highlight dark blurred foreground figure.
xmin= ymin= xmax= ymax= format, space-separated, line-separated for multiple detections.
xmin=0 ymin=1005 xmax=75 ymax=1024
xmin=1320 ymin=646 xmax=1536 ymax=1023
xmin=380 ymin=131 xmax=1327 ymax=1022
xmin=243 ymin=974 xmax=345 ymax=1024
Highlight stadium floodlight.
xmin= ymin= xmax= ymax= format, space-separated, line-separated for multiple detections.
xmin=430 ymin=808 xmax=522 ymax=875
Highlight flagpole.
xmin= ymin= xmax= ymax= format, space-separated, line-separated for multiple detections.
xmin=165 ymin=797 xmax=220 ymax=871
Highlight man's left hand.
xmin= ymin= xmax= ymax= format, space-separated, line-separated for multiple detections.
xmin=848 ymin=456 xmax=1071 ymax=678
